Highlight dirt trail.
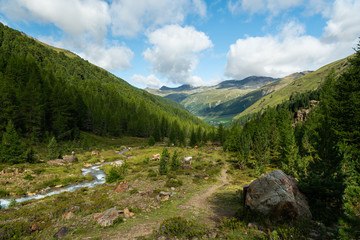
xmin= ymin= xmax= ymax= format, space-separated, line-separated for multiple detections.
xmin=111 ymin=166 xmax=229 ymax=239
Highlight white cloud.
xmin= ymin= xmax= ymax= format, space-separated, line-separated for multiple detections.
xmin=323 ymin=0 xmax=360 ymax=43
xmin=131 ymin=74 xmax=163 ymax=88
xmin=110 ymin=0 xmax=207 ymax=37
xmin=0 ymin=0 xmax=110 ymax=43
xmin=78 ymin=44 xmax=134 ymax=71
xmin=228 ymin=0 xmax=303 ymax=15
xmin=225 ymin=0 xmax=360 ymax=79
xmin=143 ymin=24 xmax=212 ymax=85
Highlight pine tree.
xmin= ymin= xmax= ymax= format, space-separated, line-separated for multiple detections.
xmin=159 ymin=148 xmax=169 ymax=175
xmin=0 ymin=120 xmax=24 ymax=163
xmin=190 ymin=129 xmax=197 ymax=147
xmin=170 ymin=150 xmax=181 ymax=171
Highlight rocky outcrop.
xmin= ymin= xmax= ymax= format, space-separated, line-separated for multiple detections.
xmin=62 ymin=155 xmax=78 ymax=163
xmin=245 ymin=170 xmax=311 ymax=219
xmin=94 ymin=207 xmax=120 ymax=227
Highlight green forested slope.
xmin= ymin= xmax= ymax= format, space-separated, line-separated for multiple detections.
xmin=0 ymin=23 xmax=206 ymax=143
xmin=234 ymin=56 xmax=352 ymax=121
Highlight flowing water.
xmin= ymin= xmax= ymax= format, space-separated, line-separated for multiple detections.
xmin=0 ymin=150 xmax=127 ymax=209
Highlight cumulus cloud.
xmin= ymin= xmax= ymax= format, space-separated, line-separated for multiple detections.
xmin=78 ymin=44 xmax=134 ymax=71
xmin=0 ymin=0 xmax=110 ymax=43
xmin=225 ymin=0 xmax=360 ymax=79
xmin=110 ymin=0 xmax=207 ymax=37
xmin=143 ymin=24 xmax=212 ymax=85
xmin=131 ymin=74 xmax=163 ymax=88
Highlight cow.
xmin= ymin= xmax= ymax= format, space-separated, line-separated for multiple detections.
xmin=151 ymin=154 xmax=160 ymax=161
xmin=182 ymin=157 xmax=192 ymax=165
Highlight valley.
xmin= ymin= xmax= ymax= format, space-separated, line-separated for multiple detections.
xmin=1 ymin=13 xmax=360 ymax=240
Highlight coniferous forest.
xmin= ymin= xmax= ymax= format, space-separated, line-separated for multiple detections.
xmin=0 ymin=21 xmax=359 ymax=239
xmin=224 ymin=42 xmax=360 ymax=238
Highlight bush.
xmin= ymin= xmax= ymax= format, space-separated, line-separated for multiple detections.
xmin=158 ymin=217 xmax=207 ymax=238
xmin=0 ymin=189 xmax=10 ymax=197
xmin=165 ymin=178 xmax=183 ymax=188
xmin=147 ymin=169 xmax=157 ymax=178
xmin=106 ymin=165 xmax=126 ymax=183
xmin=170 ymin=150 xmax=181 ymax=171
xmin=148 ymin=136 xmax=156 ymax=146
xmin=23 ymin=173 xmax=34 ymax=181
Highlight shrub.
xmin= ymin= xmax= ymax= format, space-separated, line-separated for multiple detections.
xmin=23 ymin=173 xmax=34 ymax=180
xmin=106 ymin=165 xmax=126 ymax=183
xmin=147 ymin=169 xmax=157 ymax=178
xmin=158 ymin=217 xmax=207 ymax=238
xmin=159 ymin=148 xmax=169 ymax=175
xmin=9 ymin=198 xmax=17 ymax=207
xmin=165 ymin=178 xmax=183 ymax=188
xmin=0 ymin=189 xmax=10 ymax=197
xmin=148 ymin=136 xmax=156 ymax=146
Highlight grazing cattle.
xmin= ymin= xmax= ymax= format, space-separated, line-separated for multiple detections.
xmin=182 ymin=157 xmax=192 ymax=165
xmin=151 ymin=154 xmax=160 ymax=161
xmin=111 ymin=160 xmax=123 ymax=167
xmin=91 ymin=151 xmax=100 ymax=156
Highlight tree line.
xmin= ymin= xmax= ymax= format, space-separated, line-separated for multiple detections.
xmin=223 ymin=42 xmax=360 ymax=238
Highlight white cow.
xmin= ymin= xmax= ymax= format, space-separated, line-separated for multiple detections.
xmin=182 ymin=157 xmax=192 ymax=165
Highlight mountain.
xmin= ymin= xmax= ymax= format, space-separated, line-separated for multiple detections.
xmin=147 ymin=75 xmax=301 ymax=125
xmin=233 ymin=55 xmax=352 ymax=122
xmin=0 ymin=23 xmax=207 ymax=142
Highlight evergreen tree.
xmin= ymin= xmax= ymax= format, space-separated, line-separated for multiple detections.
xmin=159 ymin=148 xmax=169 ymax=175
xmin=189 ymin=129 xmax=197 ymax=147
xmin=0 ymin=120 xmax=24 ymax=163
xmin=47 ymin=136 xmax=61 ymax=160
xmin=148 ymin=135 xmax=155 ymax=146
xmin=170 ymin=150 xmax=181 ymax=171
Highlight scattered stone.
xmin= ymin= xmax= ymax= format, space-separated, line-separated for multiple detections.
xmin=84 ymin=163 xmax=92 ymax=167
xmin=161 ymin=196 xmax=169 ymax=202
xmin=204 ymin=177 xmax=209 ymax=180
xmin=181 ymin=164 xmax=192 ymax=170
xmin=114 ymin=181 xmax=128 ymax=193
xmin=170 ymin=187 xmax=175 ymax=191
xmin=55 ymin=185 xmax=63 ymax=188
xmin=30 ymin=223 xmax=39 ymax=232
xmin=247 ymin=222 xmax=259 ymax=229
xmin=62 ymin=212 xmax=75 ymax=220
xmin=94 ymin=207 xmax=120 ymax=227
xmin=53 ymin=227 xmax=68 ymax=239
xmin=159 ymin=191 xmax=171 ymax=196
xmin=27 ymin=192 xmax=36 ymax=196
xmin=100 ymin=159 xmax=105 ymax=163
xmin=245 ymin=170 xmax=312 ymax=218
xmin=123 ymin=208 xmax=134 ymax=218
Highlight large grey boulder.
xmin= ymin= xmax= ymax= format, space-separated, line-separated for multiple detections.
xmin=245 ymin=170 xmax=311 ymax=218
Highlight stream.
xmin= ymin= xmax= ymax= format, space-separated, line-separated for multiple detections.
xmin=0 ymin=150 xmax=127 ymax=209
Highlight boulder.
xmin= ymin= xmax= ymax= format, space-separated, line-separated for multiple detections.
xmin=94 ymin=207 xmax=120 ymax=227
xmin=63 ymin=155 xmax=78 ymax=163
xmin=114 ymin=181 xmax=128 ymax=193
xmin=53 ymin=227 xmax=68 ymax=239
xmin=245 ymin=170 xmax=311 ymax=219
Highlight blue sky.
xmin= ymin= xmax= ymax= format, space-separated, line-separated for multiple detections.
xmin=0 ymin=0 xmax=359 ymax=89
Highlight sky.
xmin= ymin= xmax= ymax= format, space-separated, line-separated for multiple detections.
xmin=0 ymin=0 xmax=360 ymax=89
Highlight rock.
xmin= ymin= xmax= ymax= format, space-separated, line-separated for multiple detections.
xmin=111 ymin=160 xmax=123 ymax=167
xmin=181 ymin=164 xmax=192 ymax=170
xmin=161 ymin=196 xmax=169 ymax=201
xmin=245 ymin=170 xmax=312 ymax=219
xmin=55 ymin=185 xmax=63 ymax=188
xmin=170 ymin=187 xmax=175 ymax=191
xmin=84 ymin=163 xmax=92 ymax=167
xmin=53 ymin=227 xmax=68 ymax=238
xmin=159 ymin=191 xmax=171 ymax=196
xmin=63 ymin=155 xmax=78 ymax=163
xmin=62 ymin=212 xmax=75 ymax=220
xmin=123 ymin=208 xmax=134 ymax=218
xmin=30 ymin=223 xmax=39 ymax=232
xmin=114 ymin=181 xmax=128 ymax=193
xmin=247 ymin=222 xmax=259 ymax=229
xmin=27 ymin=192 xmax=36 ymax=196
xmin=94 ymin=207 xmax=120 ymax=227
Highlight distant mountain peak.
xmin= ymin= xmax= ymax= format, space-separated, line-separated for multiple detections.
xmin=160 ymin=84 xmax=195 ymax=91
